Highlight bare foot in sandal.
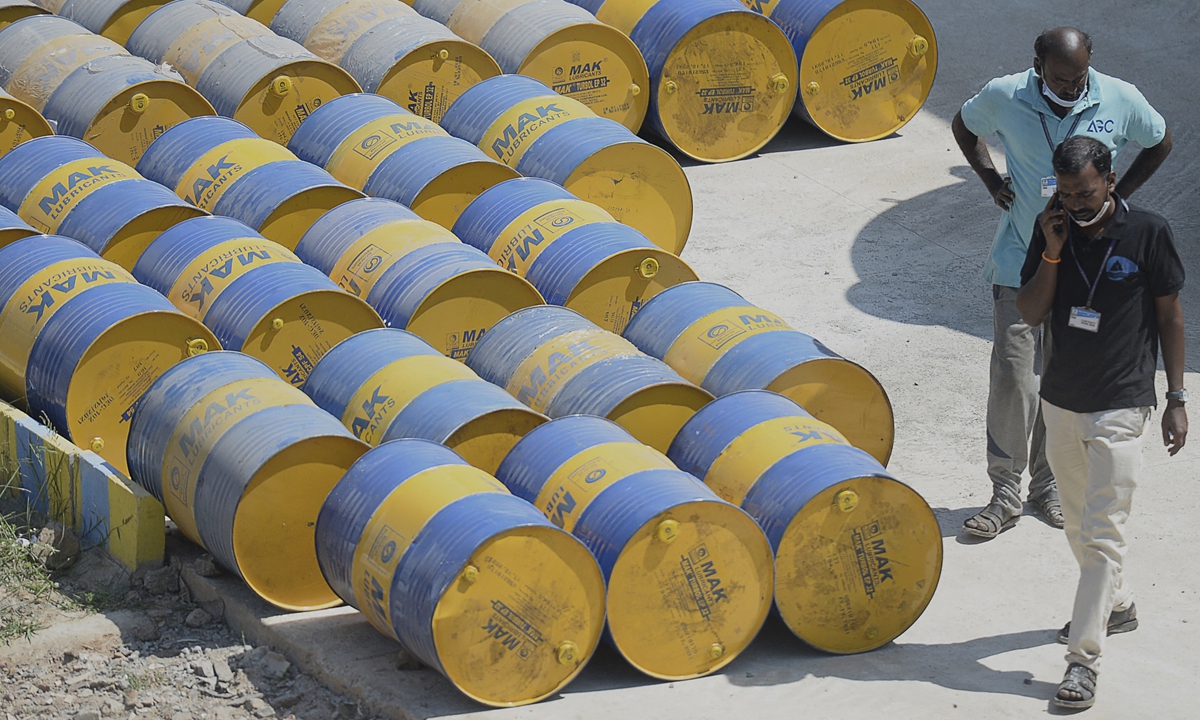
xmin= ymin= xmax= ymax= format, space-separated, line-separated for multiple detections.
xmin=1054 ymin=663 xmax=1097 ymax=709
xmin=963 ymin=500 xmax=1019 ymax=539
xmin=1032 ymin=493 xmax=1065 ymax=529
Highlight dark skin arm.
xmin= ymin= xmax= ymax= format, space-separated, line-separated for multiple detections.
xmin=1115 ymin=127 xmax=1173 ymax=198
xmin=1015 ymin=196 xmax=1067 ymax=326
xmin=1156 ymin=292 xmax=1187 ymax=454
xmin=952 ymin=111 xmax=1014 ymax=210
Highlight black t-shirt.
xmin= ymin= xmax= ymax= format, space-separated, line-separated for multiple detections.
xmin=1020 ymin=198 xmax=1185 ymax=413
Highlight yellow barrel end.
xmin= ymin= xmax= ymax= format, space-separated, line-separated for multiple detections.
xmin=0 ymin=89 xmax=52 ymax=159
xmin=774 ymin=475 xmax=942 ymax=652
xmin=256 ymin=183 xmax=366 ymax=250
xmin=93 ymin=0 xmax=172 ymax=45
xmin=406 ymin=266 xmax=546 ymax=358
xmin=86 ymin=78 xmax=217 ymax=166
xmin=233 ymin=61 xmax=362 ymax=145
xmin=379 ymin=41 xmax=502 ymax=124
xmin=564 ymin=247 xmax=698 ymax=335
xmin=607 ymin=380 xmax=713 ymax=453
xmin=409 ymin=160 xmax=521 ymax=229
xmin=0 ymin=2 xmax=48 ymax=31
xmin=432 ymin=523 xmax=607 ymax=705
xmin=237 ymin=0 xmax=291 ymax=24
xmin=444 ymin=406 xmax=548 ymax=476
xmin=100 ymin=204 xmax=209 ymax=272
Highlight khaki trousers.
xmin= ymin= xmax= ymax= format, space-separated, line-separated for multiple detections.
xmin=1042 ymin=400 xmax=1150 ymax=673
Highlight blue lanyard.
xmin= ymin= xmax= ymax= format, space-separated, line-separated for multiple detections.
xmin=1040 ymin=112 xmax=1085 ymax=152
xmin=1068 ymin=231 xmax=1117 ymax=309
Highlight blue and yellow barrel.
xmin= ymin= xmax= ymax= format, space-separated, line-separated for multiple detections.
xmin=0 ymin=14 xmax=215 ymax=164
xmin=0 ymin=1 xmax=48 ymax=30
xmin=0 ymin=236 xmax=219 ymax=471
xmin=0 ymin=204 xmax=35 ymax=248
xmin=269 ymin=0 xmax=501 ymax=123
xmin=127 ymin=0 xmax=362 ymax=145
xmin=315 ymin=437 xmax=606 ymax=706
xmin=741 ymin=0 xmax=936 ymax=142
xmin=0 ymin=136 xmax=207 ymax=270
xmin=36 ymin=0 xmax=170 ymax=44
xmin=295 ymin=197 xmax=543 ymax=358
xmin=209 ymin=0 xmax=287 ymax=24
xmin=466 ymin=306 xmax=713 ymax=451
xmin=452 ymin=177 xmax=696 ymax=334
xmin=411 ymin=0 xmax=649 ymax=132
xmin=136 ymin=116 xmax=365 ymax=249
xmin=569 ymin=0 xmax=797 ymax=162
xmin=0 ymin=87 xmax=53 ymax=158
xmin=134 ymin=215 xmax=384 ymax=387
xmin=128 ymin=351 xmax=368 ymax=610
xmin=286 ymin=92 xmax=518 ymax=229
xmin=623 ymin=281 xmax=894 ymax=463
xmin=496 ymin=415 xmax=773 ymax=678
xmin=303 ymin=328 xmax=547 ymax=473
xmin=440 ymin=74 xmax=690 ymax=254
xmin=669 ymin=390 xmax=941 ymax=653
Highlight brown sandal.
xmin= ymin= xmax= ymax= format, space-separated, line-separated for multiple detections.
xmin=962 ymin=502 xmax=1019 ymax=539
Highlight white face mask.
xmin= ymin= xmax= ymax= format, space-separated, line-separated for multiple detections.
xmin=1071 ymin=198 xmax=1111 ymax=227
xmin=1042 ymin=79 xmax=1088 ymax=108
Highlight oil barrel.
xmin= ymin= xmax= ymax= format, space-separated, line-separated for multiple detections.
xmin=128 ymin=350 xmax=368 ymax=610
xmin=569 ymin=0 xmax=798 ymax=162
xmin=269 ymin=0 xmax=501 ymax=123
xmin=16 ymin=273 xmax=219 ymax=473
xmin=412 ymin=0 xmax=649 ymax=132
xmin=669 ymin=390 xmax=942 ymax=653
xmin=286 ymin=92 xmax=518 ymax=229
xmin=0 ymin=1 xmax=47 ymax=30
xmin=136 ymin=116 xmax=365 ymax=249
xmin=295 ymin=197 xmax=543 ymax=359
xmin=452 ymin=177 xmax=696 ymax=334
xmin=439 ymin=73 xmax=690 ymax=254
xmin=741 ymin=0 xmax=936 ymax=142
xmin=134 ymin=215 xmax=384 ymax=387
xmin=0 ymin=15 xmax=216 ymax=164
xmin=497 ymin=415 xmax=773 ymax=678
xmin=304 ymin=328 xmax=547 ymax=473
xmin=315 ymin=437 xmax=606 ymax=705
xmin=36 ymin=0 xmax=171 ymax=44
xmin=0 ymin=204 xmax=35 ymax=248
xmin=0 ymin=87 xmax=53 ymax=158
xmin=466 ymin=305 xmax=713 ymax=451
xmin=126 ymin=0 xmax=362 ymax=145
xmin=0 ymin=136 xmax=207 ymax=270
xmin=209 ymin=0 xmax=287 ymax=24
xmin=622 ymin=281 xmax=894 ymax=463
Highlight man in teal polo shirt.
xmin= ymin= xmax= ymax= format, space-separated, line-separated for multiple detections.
xmin=951 ymin=27 xmax=1171 ymax=539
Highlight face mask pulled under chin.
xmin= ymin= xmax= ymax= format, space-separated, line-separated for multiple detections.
xmin=1042 ymin=79 xmax=1088 ymax=108
xmin=1070 ymin=198 xmax=1111 ymax=227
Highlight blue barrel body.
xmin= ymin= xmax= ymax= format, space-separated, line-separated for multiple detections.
xmin=466 ymin=306 xmax=600 ymax=389
xmin=132 ymin=216 xmax=272 ymax=298
xmin=135 ymin=115 xmax=257 ymax=191
xmin=202 ymin=261 xmax=345 ymax=351
xmin=364 ymin=242 xmax=496 ymax=328
xmin=0 ymin=204 xmax=34 ymax=245
xmin=293 ymin=197 xmax=423 ymax=275
xmin=55 ymin=179 xmax=202 ymax=262
xmin=339 ymin=16 xmax=464 ymax=94
xmin=0 ymin=135 xmax=111 ymax=214
xmin=0 ymin=14 xmax=101 ymax=91
xmin=361 ymin=135 xmax=499 ymax=207
xmin=451 ymin=177 xmax=574 ymax=253
xmin=379 ymin=378 xmax=534 ymax=444
xmin=302 ymin=328 xmax=441 ymax=421
xmin=286 ymin=93 xmax=407 ymax=168
xmin=211 ymin=160 xmax=351 ymax=231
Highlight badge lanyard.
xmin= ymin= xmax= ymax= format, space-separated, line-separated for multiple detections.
xmin=1040 ymin=112 xmax=1085 ymax=152
xmin=1068 ymin=230 xmax=1117 ymax=309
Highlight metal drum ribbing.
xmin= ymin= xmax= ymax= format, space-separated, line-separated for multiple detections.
xmin=573 ymin=0 xmax=798 ymax=162
xmin=0 ymin=136 xmax=207 ymax=269
xmin=0 ymin=235 xmax=135 ymax=404
xmin=0 ymin=87 xmax=53 ymax=159
xmin=0 ymin=15 xmax=128 ymax=110
xmin=133 ymin=216 xmax=383 ymax=387
xmin=668 ymin=390 xmax=942 ymax=653
xmin=270 ymin=0 xmax=501 ymax=123
xmin=294 ymin=197 xmax=542 ymax=358
xmin=741 ymin=0 xmax=937 ymax=142
xmin=287 ymin=93 xmax=517 ymax=229
xmin=452 ymin=177 xmax=696 ymax=333
xmin=439 ymin=74 xmax=690 ymax=253
xmin=315 ymin=438 xmax=605 ymax=706
xmin=23 ymin=281 xmax=219 ymax=473
xmin=304 ymin=329 xmax=547 ymax=473
xmin=210 ymin=0 xmax=287 ymax=24
xmin=622 ymin=281 xmax=895 ymax=463
xmin=127 ymin=0 xmax=361 ymax=145
xmin=413 ymin=0 xmax=649 ymax=131
xmin=136 ymin=116 xmax=365 ymax=249
xmin=0 ymin=1 xmax=47 ymax=30
xmin=37 ymin=0 xmax=171 ymax=44
xmin=130 ymin=352 xmax=368 ymax=610
xmin=465 ymin=306 xmax=713 ymax=451
xmin=0 ymin=203 xmax=35 ymax=248
xmin=495 ymin=415 xmax=772 ymax=679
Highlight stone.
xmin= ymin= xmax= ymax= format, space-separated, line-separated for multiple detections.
xmin=336 ymin=702 xmax=358 ymax=719
xmin=141 ymin=562 xmax=179 ymax=595
xmin=191 ymin=660 xmax=214 ymax=679
xmin=212 ymin=658 xmax=234 ymax=683
xmin=132 ymin=617 xmax=160 ymax=642
xmin=184 ymin=609 xmax=210 ymax=628
xmin=30 ymin=520 xmax=80 ymax=571
xmin=395 ymin=648 xmax=422 ymax=671
xmin=171 ymin=712 xmax=193 ymax=720
xmin=72 ymin=712 xmax=100 ymax=720
xmin=192 ymin=555 xmax=220 ymax=577
xmin=260 ymin=652 xmax=289 ymax=679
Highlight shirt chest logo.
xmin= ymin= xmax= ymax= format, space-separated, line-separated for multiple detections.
xmin=1106 ymin=256 xmax=1139 ymax=281
xmin=1087 ymin=119 xmax=1115 ymax=133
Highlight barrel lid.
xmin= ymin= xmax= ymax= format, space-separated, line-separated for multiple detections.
xmin=376 ymin=38 xmax=502 ymax=124
xmin=232 ymin=60 xmax=363 ymax=146
xmin=406 ymin=265 xmax=545 ymax=360
xmin=606 ymin=379 xmax=713 ymax=453
xmin=0 ymin=90 xmax=52 ymax=158
xmin=84 ymin=77 xmax=216 ymax=166
xmin=443 ymin=405 xmax=548 ymax=476
xmin=563 ymin=246 xmax=698 ymax=335
xmin=775 ymin=475 xmax=942 ymax=652
xmin=795 ymin=0 xmax=937 ymax=142
xmin=409 ymin=160 xmax=520 ymax=230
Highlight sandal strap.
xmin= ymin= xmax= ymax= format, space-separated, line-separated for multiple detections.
xmin=1064 ymin=664 xmax=1097 ymax=693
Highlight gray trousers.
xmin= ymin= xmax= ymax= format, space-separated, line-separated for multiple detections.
xmin=987 ymin=285 xmax=1056 ymax=515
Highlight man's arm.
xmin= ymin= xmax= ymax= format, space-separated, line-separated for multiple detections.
xmin=1116 ymin=127 xmax=1173 ymax=198
xmin=952 ymin=111 xmax=1014 ymax=210
xmin=1015 ymin=198 xmax=1068 ymax=325
xmin=1156 ymin=292 xmax=1187 ymax=454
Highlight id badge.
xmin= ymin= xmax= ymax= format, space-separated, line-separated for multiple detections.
xmin=1069 ymin=306 xmax=1100 ymax=332
xmin=1041 ymin=176 xmax=1057 ymax=197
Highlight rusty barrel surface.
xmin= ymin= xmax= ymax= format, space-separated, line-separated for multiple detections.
xmin=669 ymin=390 xmax=942 ymax=653
xmin=128 ymin=350 xmax=368 ymax=610
xmin=294 ymin=196 xmax=543 ymax=358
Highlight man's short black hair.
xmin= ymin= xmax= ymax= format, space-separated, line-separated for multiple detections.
xmin=1053 ymin=136 xmax=1112 ymax=177
xmin=1035 ymin=28 xmax=1093 ymax=60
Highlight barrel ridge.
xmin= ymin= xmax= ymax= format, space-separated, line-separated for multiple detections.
xmin=621 ymin=281 xmax=747 ymax=359
xmin=494 ymin=415 xmax=634 ymax=503
xmin=364 ymin=242 xmax=495 ymax=328
xmin=438 ymin=73 xmax=550 ymax=145
xmin=450 ymin=177 xmax=574 ymax=254
xmin=464 ymin=306 xmax=594 ymax=387
xmin=340 ymin=15 xmax=460 ymax=94
xmin=521 ymin=221 xmax=657 ymax=306
xmin=0 ymin=135 xmax=101 ymax=211
xmin=700 ymin=329 xmax=835 ymax=395
xmin=44 ymin=54 xmax=190 ymax=142
xmin=0 ymin=234 xmax=98 ymax=310
xmin=477 ymin=0 xmax=592 ymax=74
xmin=303 ymin=328 xmax=440 ymax=420
xmin=286 ymin=92 xmax=404 ymax=167
xmin=195 ymin=34 xmax=331 ymax=118
xmin=56 ymin=179 xmax=198 ymax=258
xmin=132 ymin=215 xmax=269 ymax=297
xmin=666 ymin=389 xmax=810 ymax=481
xmin=211 ymin=160 xmax=354 ymax=232
xmin=362 ymin=135 xmax=496 ymax=207
xmin=515 ymin=116 xmax=643 ymax=183
xmin=201 ymin=261 xmax=340 ymax=351
xmin=126 ymin=0 xmax=242 ymax=63
xmin=135 ymin=116 xmax=259 ymax=190
xmin=381 ymin=377 xmax=538 ymax=445
xmin=0 ymin=14 xmax=94 ymax=90
xmin=294 ymin=196 xmax=421 ymax=274
xmin=545 ymin=354 xmax=692 ymax=419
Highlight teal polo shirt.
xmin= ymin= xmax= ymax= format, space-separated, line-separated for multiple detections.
xmin=960 ymin=67 xmax=1166 ymax=287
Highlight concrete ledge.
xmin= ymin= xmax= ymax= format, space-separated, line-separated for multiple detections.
xmin=1 ymin=399 xmax=164 ymax=574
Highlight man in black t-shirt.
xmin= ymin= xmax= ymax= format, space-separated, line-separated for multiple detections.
xmin=1016 ymin=136 xmax=1186 ymax=710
